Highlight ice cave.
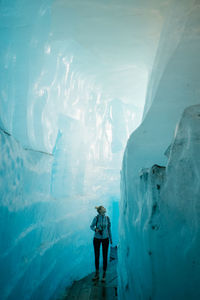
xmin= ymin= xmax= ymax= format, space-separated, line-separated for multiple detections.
xmin=1 ymin=0 xmax=200 ymax=299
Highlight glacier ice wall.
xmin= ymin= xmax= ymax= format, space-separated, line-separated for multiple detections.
xmin=0 ymin=1 xmax=146 ymax=299
xmin=119 ymin=1 xmax=200 ymax=299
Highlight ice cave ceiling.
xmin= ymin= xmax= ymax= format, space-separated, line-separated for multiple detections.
xmin=51 ymin=0 xmax=165 ymax=107
xmin=1 ymin=0 xmax=200 ymax=299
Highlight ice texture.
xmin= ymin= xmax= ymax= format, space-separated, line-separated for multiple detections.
xmin=120 ymin=105 xmax=200 ymax=299
xmin=2 ymin=0 xmax=200 ymax=299
xmin=119 ymin=0 xmax=200 ymax=299
xmin=0 ymin=1 xmax=141 ymax=299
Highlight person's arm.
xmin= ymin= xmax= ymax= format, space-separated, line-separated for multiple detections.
xmin=107 ymin=217 xmax=112 ymax=244
xmin=90 ymin=216 xmax=98 ymax=232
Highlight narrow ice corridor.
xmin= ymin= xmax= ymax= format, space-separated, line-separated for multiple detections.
xmin=0 ymin=1 xmax=148 ymax=299
xmin=1 ymin=1 xmax=200 ymax=300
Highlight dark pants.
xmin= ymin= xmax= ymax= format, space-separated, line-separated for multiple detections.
xmin=93 ymin=237 xmax=109 ymax=272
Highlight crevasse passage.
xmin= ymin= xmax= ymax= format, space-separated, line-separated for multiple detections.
xmin=0 ymin=1 xmax=147 ymax=299
xmin=1 ymin=0 xmax=200 ymax=300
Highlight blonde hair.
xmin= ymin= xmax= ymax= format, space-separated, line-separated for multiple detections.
xmin=95 ymin=206 xmax=104 ymax=213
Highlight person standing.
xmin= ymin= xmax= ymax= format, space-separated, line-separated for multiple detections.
xmin=90 ymin=205 xmax=112 ymax=282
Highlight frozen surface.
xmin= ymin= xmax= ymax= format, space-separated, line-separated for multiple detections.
xmin=119 ymin=0 xmax=200 ymax=299
xmin=0 ymin=130 xmax=99 ymax=300
xmin=120 ymin=105 xmax=200 ymax=299
xmin=0 ymin=0 xmax=151 ymax=299
xmin=3 ymin=0 xmax=200 ymax=299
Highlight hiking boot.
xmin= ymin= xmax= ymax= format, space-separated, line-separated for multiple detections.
xmin=92 ymin=271 xmax=99 ymax=281
xmin=101 ymin=271 xmax=106 ymax=282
